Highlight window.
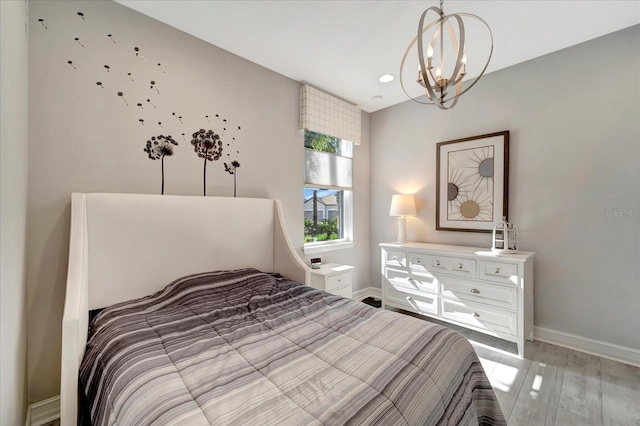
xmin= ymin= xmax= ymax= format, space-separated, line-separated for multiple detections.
xmin=299 ymin=84 xmax=361 ymax=253
xmin=304 ymin=130 xmax=353 ymax=253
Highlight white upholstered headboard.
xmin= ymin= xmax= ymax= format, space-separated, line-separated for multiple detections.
xmin=60 ymin=193 xmax=310 ymax=425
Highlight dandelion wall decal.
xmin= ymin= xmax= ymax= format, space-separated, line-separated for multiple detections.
xmin=104 ymin=64 xmax=111 ymax=72
xmin=107 ymin=34 xmax=116 ymax=43
xmin=158 ymin=122 xmax=163 ymax=128
xmin=96 ymin=81 xmax=104 ymax=89
xmin=205 ymin=115 xmax=210 ymax=123
xmin=139 ymin=119 xmax=145 ymax=125
xmin=144 ymin=135 xmax=178 ymax=195
xmin=224 ymin=160 xmax=241 ymax=197
xmin=74 ymin=37 xmax=84 ymax=47
xmin=137 ymin=103 xmax=143 ymax=109
xmin=181 ymin=133 xmax=186 ymax=141
xmin=157 ymin=63 xmax=166 ymax=73
xmin=117 ymin=92 xmax=129 ymax=106
xmin=134 ymin=46 xmax=147 ymax=61
xmin=38 ymin=19 xmax=48 ymax=29
xmin=150 ymin=80 xmax=159 ymax=94
xmin=146 ymin=99 xmax=156 ymax=108
xmin=67 ymin=60 xmax=77 ymax=70
xmin=178 ymin=116 xmax=183 ymax=124
xmin=77 ymin=12 xmax=85 ymax=20
xmin=191 ymin=129 xmax=223 ymax=196
xmin=127 ymin=72 xmax=134 ymax=81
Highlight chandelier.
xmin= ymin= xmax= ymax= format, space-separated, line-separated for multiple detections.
xmin=400 ymin=0 xmax=493 ymax=110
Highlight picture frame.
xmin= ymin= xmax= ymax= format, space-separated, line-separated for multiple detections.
xmin=436 ymin=131 xmax=509 ymax=232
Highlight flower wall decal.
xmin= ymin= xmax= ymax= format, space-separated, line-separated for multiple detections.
xmin=224 ymin=160 xmax=241 ymax=197
xmin=191 ymin=129 xmax=223 ymax=196
xmin=144 ymin=134 xmax=178 ymax=194
xmin=38 ymin=9 xmax=246 ymax=197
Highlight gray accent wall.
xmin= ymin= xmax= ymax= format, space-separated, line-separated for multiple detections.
xmin=26 ymin=0 xmax=370 ymax=403
xmin=370 ymin=25 xmax=640 ymax=352
xmin=1 ymin=0 xmax=29 ymax=424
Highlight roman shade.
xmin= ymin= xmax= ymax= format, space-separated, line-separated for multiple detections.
xmin=299 ymin=84 xmax=361 ymax=145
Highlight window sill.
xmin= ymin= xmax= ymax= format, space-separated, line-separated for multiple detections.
xmin=303 ymin=241 xmax=355 ymax=255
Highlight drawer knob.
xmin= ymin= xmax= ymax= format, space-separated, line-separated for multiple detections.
xmin=458 ymin=263 xmax=463 ymax=269
xmin=471 ymin=312 xmax=480 ymax=318
xmin=470 ymin=288 xmax=480 ymax=294
xmin=436 ymin=261 xmax=440 ymax=266
xmin=392 ymin=256 xmax=397 ymax=260
xmin=416 ymin=259 xmax=421 ymax=264
xmin=495 ymin=267 xmax=500 ymax=274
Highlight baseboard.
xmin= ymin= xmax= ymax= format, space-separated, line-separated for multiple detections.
xmin=353 ymin=286 xmax=381 ymax=302
xmin=27 ymin=395 xmax=59 ymax=426
xmin=534 ymin=326 xmax=640 ymax=367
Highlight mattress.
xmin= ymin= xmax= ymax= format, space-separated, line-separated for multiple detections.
xmin=80 ymin=268 xmax=505 ymax=425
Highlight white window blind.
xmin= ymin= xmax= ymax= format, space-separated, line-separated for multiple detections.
xmin=305 ymin=149 xmax=352 ymax=189
xmin=300 ymin=85 xmax=361 ymax=145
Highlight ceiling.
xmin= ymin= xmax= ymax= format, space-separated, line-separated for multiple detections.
xmin=115 ymin=1 xmax=640 ymax=113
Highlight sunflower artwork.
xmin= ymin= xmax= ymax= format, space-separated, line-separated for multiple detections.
xmin=436 ymin=131 xmax=509 ymax=232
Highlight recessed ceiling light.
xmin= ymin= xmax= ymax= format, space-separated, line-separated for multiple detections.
xmin=378 ymin=74 xmax=394 ymax=83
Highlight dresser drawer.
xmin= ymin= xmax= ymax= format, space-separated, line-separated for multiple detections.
xmin=479 ymin=261 xmax=519 ymax=285
xmin=385 ymin=249 xmax=407 ymax=268
xmin=418 ymin=254 xmax=477 ymax=279
xmin=440 ymin=277 xmax=517 ymax=310
xmin=326 ymin=271 xmax=351 ymax=291
xmin=386 ymin=268 xmax=438 ymax=294
xmin=385 ymin=284 xmax=438 ymax=316
xmin=441 ymin=299 xmax=517 ymax=336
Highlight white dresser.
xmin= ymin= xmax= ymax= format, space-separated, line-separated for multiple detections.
xmin=380 ymin=242 xmax=534 ymax=356
xmin=309 ymin=263 xmax=354 ymax=298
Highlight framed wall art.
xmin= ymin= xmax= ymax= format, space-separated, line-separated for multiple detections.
xmin=436 ymin=131 xmax=509 ymax=232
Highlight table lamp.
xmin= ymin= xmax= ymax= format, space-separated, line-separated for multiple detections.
xmin=389 ymin=194 xmax=417 ymax=243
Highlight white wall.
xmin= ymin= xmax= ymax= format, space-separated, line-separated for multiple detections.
xmin=27 ymin=0 xmax=370 ymax=403
xmin=1 ymin=0 xmax=29 ymax=423
xmin=370 ymin=26 xmax=640 ymax=352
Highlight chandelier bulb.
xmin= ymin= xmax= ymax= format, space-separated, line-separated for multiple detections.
xmin=427 ymin=45 xmax=434 ymax=58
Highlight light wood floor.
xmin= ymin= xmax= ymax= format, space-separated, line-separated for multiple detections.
xmin=395 ymin=312 xmax=640 ymax=426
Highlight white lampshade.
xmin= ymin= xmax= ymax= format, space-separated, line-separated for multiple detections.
xmin=389 ymin=194 xmax=417 ymax=217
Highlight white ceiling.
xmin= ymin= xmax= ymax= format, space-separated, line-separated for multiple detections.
xmin=115 ymin=0 xmax=640 ymax=113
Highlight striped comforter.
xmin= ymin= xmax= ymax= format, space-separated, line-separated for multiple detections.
xmin=81 ymin=268 xmax=505 ymax=425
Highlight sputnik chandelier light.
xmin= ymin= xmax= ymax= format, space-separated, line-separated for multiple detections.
xmin=400 ymin=0 xmax=493 ymax=110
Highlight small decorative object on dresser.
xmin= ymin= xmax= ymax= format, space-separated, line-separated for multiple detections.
xmin=492 ymin=216 xmax=518 ymax=254
xmin=380 ymin=242 xmax=534 ymax=357
xmin=309 ymin=263 xmax=354 ymax=298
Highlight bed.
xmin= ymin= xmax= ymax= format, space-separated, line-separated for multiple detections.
xmin=61 ymin=193 xmax=506 ymax=425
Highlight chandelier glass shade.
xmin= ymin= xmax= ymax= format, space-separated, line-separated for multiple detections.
xmin=400 ymin=1 xmax=493 ymax=110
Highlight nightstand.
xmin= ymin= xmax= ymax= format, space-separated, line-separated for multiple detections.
xmin=309 ymin=263 xmax=354 ymax=298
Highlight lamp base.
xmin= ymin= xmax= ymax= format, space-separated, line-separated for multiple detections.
xmin=396 ymin=216 xmax=408 ymax=243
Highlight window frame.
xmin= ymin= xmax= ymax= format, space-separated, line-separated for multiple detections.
xmin=303 ymin=188 xmax=354 ymax=254
xmin=302 ymin=131 xmax=355 ymax=254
